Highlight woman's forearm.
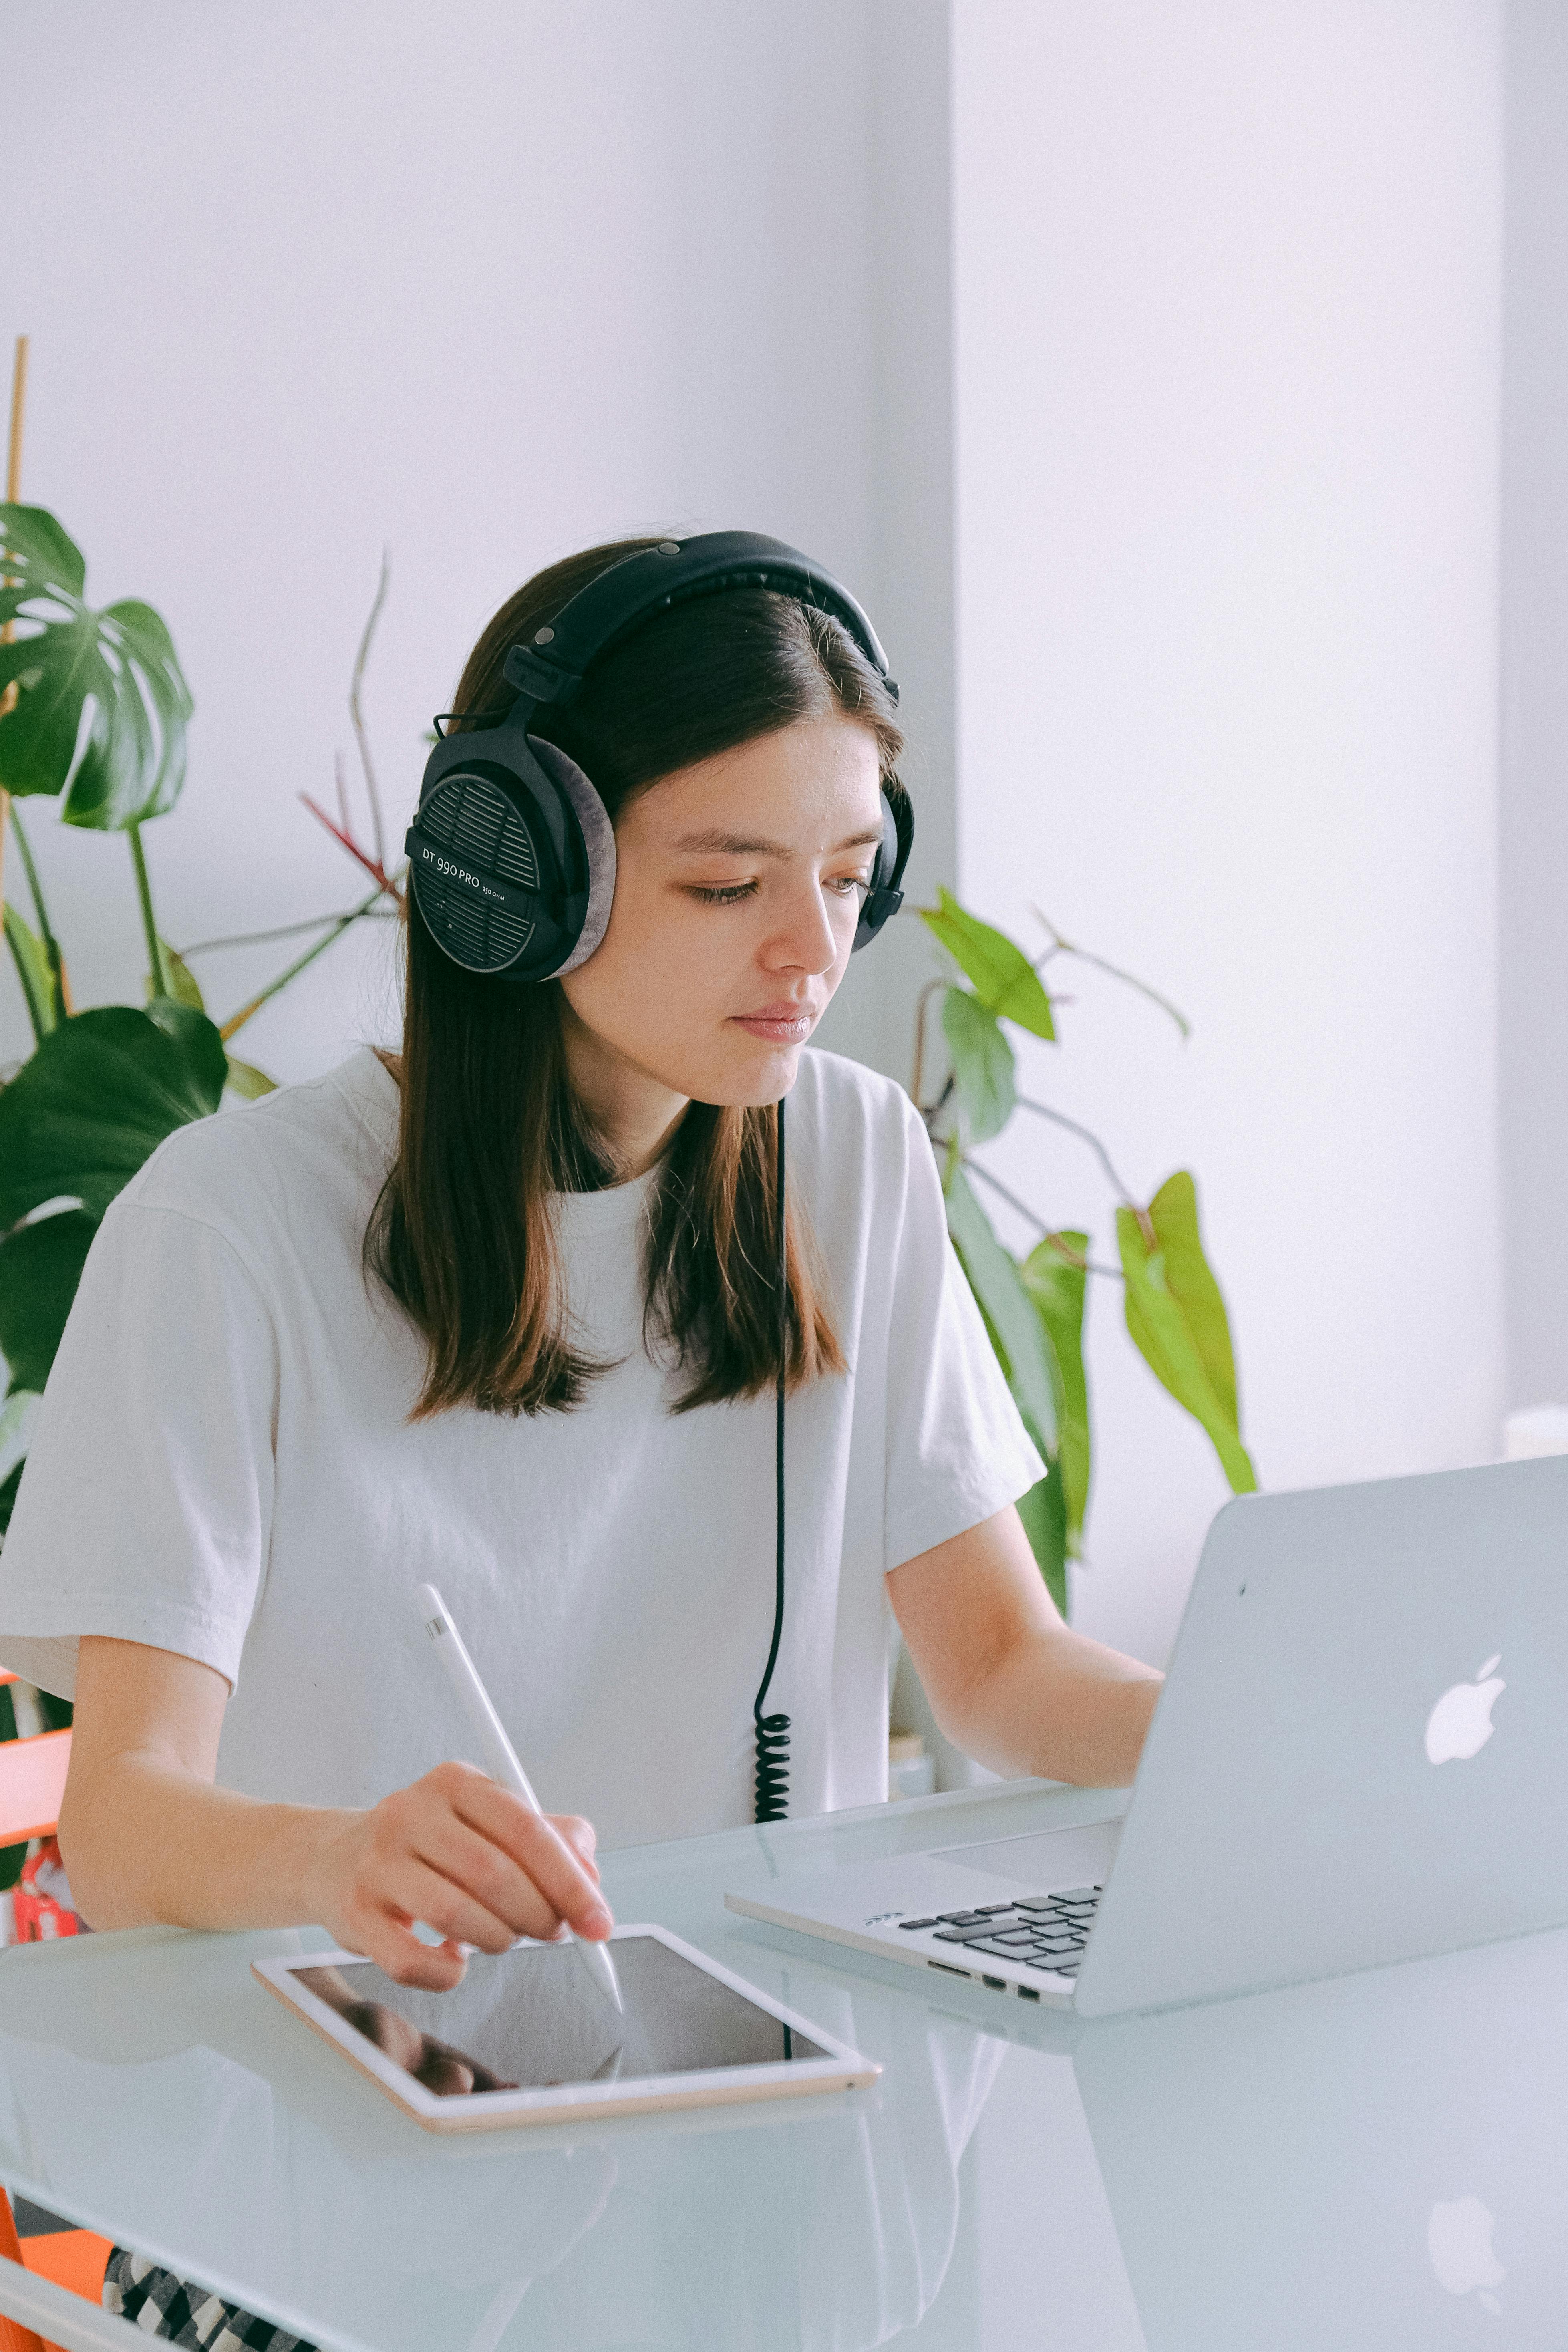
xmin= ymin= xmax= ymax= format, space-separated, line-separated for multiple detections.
xmin=60 ymin=1747 xmax=345 ymax=1932
xmin=938 ymin=1625 xmax=1163 ymax=1788
xmin=889 ymin=1508 xmax=1165 ymax=1790
xmin=60 ymin=1636 xmax=610 ymax=1985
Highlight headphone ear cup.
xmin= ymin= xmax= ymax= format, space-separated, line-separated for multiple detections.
xmin=528 ymin=739 xmax=617 ymax=976
xmin=407 ymin=769 xmax=572 ymax=978
xmin=405 ymin=731 xmax=616 ymax=983
xmin=852 ymin=791 xmax=909 ymax=952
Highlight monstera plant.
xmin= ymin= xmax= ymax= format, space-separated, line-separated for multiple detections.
xmin=0 ymin=505 xmax=397 ymax=1887
xmin=915 ymin=890 xmax=1256 ymax=1613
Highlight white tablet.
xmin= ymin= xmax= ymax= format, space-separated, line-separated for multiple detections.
xmin=253 ymin=1923 xmax=880 ymax=2133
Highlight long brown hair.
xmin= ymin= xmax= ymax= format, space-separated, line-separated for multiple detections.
xmin=368 ymin=538 xmax=906 ymax=1418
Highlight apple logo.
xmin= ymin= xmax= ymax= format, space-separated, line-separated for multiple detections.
xmin=1428 ymin=2194 xmax=1504 ymax=2312
xmin=1424 ymin=1654 xmax=1505 ymax=1766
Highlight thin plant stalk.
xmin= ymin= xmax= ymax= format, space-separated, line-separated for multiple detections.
xmin=127 ymin=822 xmax=171 ymax=1000
xmin=219 ymin=880 xmax=388 ymax=1043
xmin=0 ymin=332 xmax=29 ymax=913
xmin=349 ymin=551 xmax=390 ymax=870
xmin=1013 ymin=1095 xmax=1138 ymax=1205
xmin=180 ymin=908 xmax=399 ymax=959
xmin=962 ymin=1156 xmax=1122 ymax=1279
xmin=8 ymin=807 xmax=71 ymax=1016
xmin=1031 ymin=907 xmax=1190 ymax=1038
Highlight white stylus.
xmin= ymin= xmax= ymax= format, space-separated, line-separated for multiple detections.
xmin=412 ymin=1582 xmax=624 ymax=2015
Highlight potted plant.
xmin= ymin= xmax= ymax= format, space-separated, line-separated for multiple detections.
xmin=0 ymin=499 xmax=400 ymax=1898
xmin=914 ymin=890 xmax=1256 ymax=1615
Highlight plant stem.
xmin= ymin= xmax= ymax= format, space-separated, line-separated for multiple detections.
xmin=0 ymin=334 xmax=28 ymax=920
xmin=910 ymin=977 xmax=946 ymax=1108
xmin=1031 ymin=906 xmax=1191 ymax=1038
xmin=350 ymin=551 xmax=391 ymax=871
xmin=128 ymin=822 xmax=171 ymax=999
xmin=180 ymin=908 xmax=399 ymax=958
xmin=2 ymin=904 xmax=50 ymax=1045
xmin=218 ymin=880 xmax=388 ymax=1042
xmin=5 ymin=806 xmax=72 ymax=1015
xmin=1014 ymin=1095 xmax=1139 ymax=1204
xmin=963 ymin=1156 xmax=1123 ymax=1278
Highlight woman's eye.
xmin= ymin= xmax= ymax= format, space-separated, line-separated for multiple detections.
xmin=828 ymin=872 xmax=873 ymax=898
xmin=689 ymin=882 xmax=758 ymax=905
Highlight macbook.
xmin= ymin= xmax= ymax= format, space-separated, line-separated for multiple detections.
xmin=726 ymin=1456 xmax=1568 ymax=2016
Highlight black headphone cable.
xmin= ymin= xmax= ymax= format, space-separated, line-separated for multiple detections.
xmin=752 ymin=1094 xmax=790 ymax=1823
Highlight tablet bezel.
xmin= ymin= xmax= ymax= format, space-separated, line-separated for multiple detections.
xmin=252 ymin=1923 xmax=880 ymax=2132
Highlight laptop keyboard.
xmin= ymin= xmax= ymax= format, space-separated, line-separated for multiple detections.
xmin=895 ymin=1886 xmax=1103 ymax=1978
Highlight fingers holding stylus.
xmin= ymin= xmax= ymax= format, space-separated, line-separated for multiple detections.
xmin=445 ymin=1766 xmax=614 ymax=1939
xmin=305 ymin=1762 xmax=613 ymax=1989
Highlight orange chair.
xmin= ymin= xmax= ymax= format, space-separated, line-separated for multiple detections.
xmin=0 ymin=1671 xmax=112 ymax=2352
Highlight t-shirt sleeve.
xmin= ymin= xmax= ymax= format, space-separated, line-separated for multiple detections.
xmin=881 ymin=1106 xmax=1047 ymax=1572
xmin=0 ymin=1198 xmax=278 ymax=1701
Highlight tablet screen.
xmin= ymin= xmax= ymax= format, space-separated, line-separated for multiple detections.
xmin=294 ymin=1936 xmax=827 ymax=2098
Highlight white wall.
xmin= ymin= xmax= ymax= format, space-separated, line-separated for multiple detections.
xmin=4 ymin=2 xmax=1514 ymax=1686
xmin=1500 ymin=0 xmax=1568 ymax=1413
xmin=952 ymin=0 xmax=1506 ymax=1666
xmin=2 ymin=0 xmax=951 ymax=1086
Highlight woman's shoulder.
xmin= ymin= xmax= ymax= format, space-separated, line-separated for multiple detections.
xmin=791 ymin=1044 xmax=921 ymax=1131
xmin=788 ymin=1048 xmax=928 ymax=1213
xmin=113 ymin=1047 xmax=398 ymax=1257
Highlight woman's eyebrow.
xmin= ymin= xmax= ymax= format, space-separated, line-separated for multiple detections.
xmin=672 ymin=826 xmax=884 ymax=857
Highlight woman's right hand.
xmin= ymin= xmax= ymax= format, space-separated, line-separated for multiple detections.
xmin=301 ymin=1759 xmax=612 ymax=1988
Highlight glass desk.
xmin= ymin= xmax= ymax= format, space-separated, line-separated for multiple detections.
xmin=0 ymin=1776 xmax=1562 ymax=2350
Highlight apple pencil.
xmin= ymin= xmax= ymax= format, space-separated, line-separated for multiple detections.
xmin=411 ymin=1582 xmax=624 ymax=2016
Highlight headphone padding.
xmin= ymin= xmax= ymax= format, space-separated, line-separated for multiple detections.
xmin=531 ymin=738 xmax=618 ymax=976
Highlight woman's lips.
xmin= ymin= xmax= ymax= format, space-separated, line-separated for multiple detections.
xmin=730 ymin=1006 xmax=817 ymax=1043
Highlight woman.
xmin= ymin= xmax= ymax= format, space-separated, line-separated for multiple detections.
xmin=0 ymin=534 xmax=1160 ymax=2001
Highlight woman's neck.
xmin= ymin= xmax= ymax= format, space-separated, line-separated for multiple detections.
xmin=560 ymin=1000 xmax=690 ymax=1180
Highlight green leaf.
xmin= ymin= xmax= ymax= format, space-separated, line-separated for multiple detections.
xmin=1016 ymin=1443 xmax=1068 ymax=1616
xmin=3 ymin=900 xmax=59 ymax=1042
xmin=0 ymin=505 xmax=193 ymax=829
xmin=1117 ymin=1174 xmax=1256 ymax=1494
xmin=0 ymin=1003 xmax=226 ymax=1229
xmin=0 ymin=1208 xmax=96 ymax=1394
xmin=0 ymin=1664 xmax=21 ymax=1887
xmin=941 ymin=987 xmax=1016 ymax=1143
xmin=225 ymin=1055 xmax=277 ymax=1100
xmin=1148 ymin=1170 xmax=1238 ymax=1424
xmin=159 ymin=942 xmax=205 ymax=1011
xmin=0 ymin=1456 xmax=22 ymax=1543
xmin=920 ymin=888 xmax=1057 ymax=1040
xmin=944 ymin=1165 xmax=1057 ymax=1452
xmin=0 ymin=1389 xmax=38 ymax=1486
xmin=1022 ymin=1232 xmax=1091 ymax=1552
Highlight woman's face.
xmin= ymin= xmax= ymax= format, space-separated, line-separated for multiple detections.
xmin=559 ymin=714 xmax=886 ymax=1118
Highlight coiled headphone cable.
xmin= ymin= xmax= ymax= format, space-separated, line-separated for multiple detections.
xmin=752 ymin=1095 xmax=790 ymax=1823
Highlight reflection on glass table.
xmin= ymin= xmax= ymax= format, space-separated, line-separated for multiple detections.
xmin=1076 ymin=1922 xmax=1568 ymax=2348
xmin=2 ymin=1778 xmax=1566 ymax=2350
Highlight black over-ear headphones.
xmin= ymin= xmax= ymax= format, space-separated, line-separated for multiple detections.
xmin=405 ymin=533 xmax=910 ymax=1827
xmin=404 ymin=530 xmax=913 ymax=983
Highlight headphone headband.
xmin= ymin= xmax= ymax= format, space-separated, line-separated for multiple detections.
xmin=409 ymin=530 xmax=910 ymax=982
xmin=502 ymin=531 xmax=898 ymax=708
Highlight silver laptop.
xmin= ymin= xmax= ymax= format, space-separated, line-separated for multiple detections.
xmin=725 ymin=1456 xmax=1568 ymax=2017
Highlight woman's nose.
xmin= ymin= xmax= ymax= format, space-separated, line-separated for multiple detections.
xmin=765 ymin=880 xmax=839 ymax=977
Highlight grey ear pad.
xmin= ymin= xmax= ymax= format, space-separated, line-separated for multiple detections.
xmin=529 ymin=737 xmax=617 ymax=976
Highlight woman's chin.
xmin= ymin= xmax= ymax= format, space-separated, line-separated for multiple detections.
xmin=691 ymin=1034 xmax=806 ymax=1108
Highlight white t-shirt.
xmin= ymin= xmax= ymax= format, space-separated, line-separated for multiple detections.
xmin=0 ymin=1047 xmax=1041 ymax=1847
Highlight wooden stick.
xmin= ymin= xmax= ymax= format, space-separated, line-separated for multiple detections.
xmin=6 ymin=334 xmax=26 ymax=503
xmin=0 ymin=332 xmax=26 ymax=908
